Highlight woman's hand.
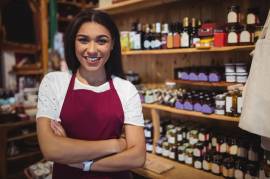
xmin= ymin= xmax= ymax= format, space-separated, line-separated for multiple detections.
xmin=50 ymin=120 xmax=66 ymax=137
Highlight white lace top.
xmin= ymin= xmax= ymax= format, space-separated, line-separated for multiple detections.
xmin=36 ymin=71 xmax=144 ymax=127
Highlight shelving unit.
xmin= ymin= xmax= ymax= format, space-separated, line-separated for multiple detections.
xmin=122 ymin=45 xmax=255 ymax=56
xmin=0 ymin=119 xmax=41 ymax=179
xmin=102 ymin=0 xmax=270 ymax=178
xmin=1 ymin=42 xmax=41 ymax=54
xmin=169 ymin=79 xmax=239 ymax=88
xmin=142 ymin=103 xmax=240 ymax=122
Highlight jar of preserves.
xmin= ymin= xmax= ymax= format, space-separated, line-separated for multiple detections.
xmin=245 ymin=162 xmax=259 ymax=179
xmin=185 ymin=148 xmax=194 ymax=165
xmin=198 ymin=128 xmax=210 ymax=142
xmin=248 ymin=142 xmax=259 ymax=162
xmin=189 ymin=129 xmax=199 ymax=145
xmin=155 ymin=138 xmax=164 ymax=155
xmin=222 ymin=157 xmax=235 ymax=178
xmin=227 ymin=25 xmax=239 ymax=46
xmin=216 ymin=136 xmax=228 ymax=154
xmin=144 ymin=119 xmax=153 ymax=139
xmin=178 ymin=145 xmax=186 ymax=163
xmin=194 ymin=157 xmax=203 ymax=170
xmin=211 ymin=154 xmax=223 ymax=175
xmin=146 ymin=139 xmax=153 ymax=152
xmin=193 ymin=142 xmax=205 ymax=157
xmin=203 ymin=152 xmax=213 ymax=171
xmin=237 ymin=139 xmax=248 ymax=159
xmin=235 ymin=159 xmax=247 ymax=179
xmin=162 ymin=141 xmax=170 ymax=158
xmin=176 ymin=126 xmax=183 ymax=142
xmin=168 ymin=129 xmax=177 ymax=145
xmin=228 ymin=137 xmax=238 ymax=156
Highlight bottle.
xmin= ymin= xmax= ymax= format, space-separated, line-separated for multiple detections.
xmin=167 ymin=23 xmax=174 ymax=49
xmin=227 ymin=25 xmax=239 ymax=46
xmin=190 ymin=18 xmax=200 ymax=48
xmin=143 ymin=24 xmax=151 ymax=50
xmin=154 ymin=22 xmax=162 ymax=49
xmin=239 ymin=25 xmax=252 ymax=45
xmin=173 ymin=23 xmax=181 ymax=48
xmin=161 ymin=23 xmax=169 ymax=49
xmin=135 ymin=23 xmax=143 ymax=50
xmin=227 ymin=5 xmax=240 ymax=24
xmin=237 ymin=90 xmax=243 ymax=116
xmin=225 ymin=90 xmax=237 ymax=116
xmin=150 ymin=23 xmax=156 ymax=49
xmin=181 ymin=17 xmax=190 ymax=48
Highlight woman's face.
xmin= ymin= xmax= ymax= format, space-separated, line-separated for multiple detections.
xmin=75 ymin=22 xmax=113 ymax=73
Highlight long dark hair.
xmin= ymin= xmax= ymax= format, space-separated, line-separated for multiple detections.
xmin=64 ymin=9 xmax=124 ymax=78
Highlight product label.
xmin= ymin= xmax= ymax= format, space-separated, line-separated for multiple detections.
xmin=240 ymin=31 xmax=251 ymax=43
xmin=228 ymin=32 xmax=238 ymax=44
xmin=134 ymin=34 xmax=141 ymax=49
xmin=235 ymin=169 xmax=244 ymax=179
xmin=193 ymin=149 xmax=201 ymax=157
xmin=154 ymin=39 xmax=161 ymax=49
xmin=185 ymin=156 xmax=193 ymax=165
xmin=177 ymin=134 xmax=183 ymax=142
xmin=203 ymin=161 xmax=210 ymax=170
xmin=220 ymin=143 xmax=228 ymax=153
xmin=181 ymin=32 xmax=190 ymax=47
xmin=146 ymin=143 xmax=153 ymax=152
xmin=211 ymin=164 xmax=220 ymax=174
xmin=156 ymin=146 xmax=162 ymax=154
xmin=178 ymin=154 xmax=185 ymax=161
xmin=212 ymin=137 xmax=217 ymax=147
xmin=144 ymin=130 xmax=151 ymax=138
xmin=194 ymin=161 xmax=202 ymax=169
xmin=199 ymin=133 xmax=206 ymax=141
xmin=226 ymin=96 xmax=233 ymax=113
xmin=169 ymin=152 xmax=175 ymax=159
xmin=230 ymin=145 xmax=238 ymax=155
xmin=162 ymin=149 xmax=169 ymax=157
xmin=247 ymin=13 xmax=256 ymax=25
xmin=144 ymin=40 xmax=151 ymax=49
xmin=216 ymin=100 xmax=226 ymax=106
xmin=168 ymin=136 xmax=175 ymax=144
xmin=237 ymin=96 xmax=243 ymax=114
xmin=228 ymin=12 xmax=238 ymax=23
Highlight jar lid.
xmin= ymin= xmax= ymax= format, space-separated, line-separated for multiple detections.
xmin=235 ymin=63 xmax=246 ymax=66
xmin=225 ymin=72 xmax=237 ymax=75
xmin=236 ymin=72 xmax=248 ymax=76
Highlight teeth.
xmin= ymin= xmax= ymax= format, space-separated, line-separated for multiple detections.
xmin=86 ymin=57 xmax=99 ymax=62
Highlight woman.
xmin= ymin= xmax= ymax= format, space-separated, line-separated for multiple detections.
xmin=36 ymin=9 xmax=146 ymax=179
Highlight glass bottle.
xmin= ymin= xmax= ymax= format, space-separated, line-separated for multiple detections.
xmin=181 ymin=17 xmax=190 ymax=48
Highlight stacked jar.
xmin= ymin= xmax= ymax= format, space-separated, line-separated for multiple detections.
xmin=225 ymin=63 xmax=248 ymax=83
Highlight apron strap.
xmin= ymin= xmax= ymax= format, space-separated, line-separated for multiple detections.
xmin=67 ymin=73 xmax=76 ymax=94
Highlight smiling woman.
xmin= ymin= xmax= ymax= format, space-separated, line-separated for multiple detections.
xmin=36 ymin=9 xmax=146 ymax=179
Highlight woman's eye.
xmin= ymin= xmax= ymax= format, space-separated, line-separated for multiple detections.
xmin=97 ymin=38 xmax=108 ymax=45
xmin=77 ymin=38 xmax=88 ymax=44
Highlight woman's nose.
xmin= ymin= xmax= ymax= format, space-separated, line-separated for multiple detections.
xmin=86 ymin=41 xmax=97 ymax=54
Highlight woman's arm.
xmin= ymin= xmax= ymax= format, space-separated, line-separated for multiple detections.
xmin=37 ymin=117 xmax=126 ymax=164
xmin=90 ymin=124 xmax=146 ymax=171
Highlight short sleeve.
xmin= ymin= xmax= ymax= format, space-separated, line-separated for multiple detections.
xmin=36 ymin=74 xmax=60 ymax=120
xmin=123 ymin=83 xmax=144 ymax=127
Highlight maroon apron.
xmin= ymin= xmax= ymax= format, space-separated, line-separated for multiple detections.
xmin=52 ymin=74 xmax=130 ymax=179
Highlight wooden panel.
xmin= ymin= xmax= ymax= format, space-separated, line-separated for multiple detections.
xmin=150 ymin=109 xmax=160 ymax=153
xmin=132 ymin=153 xmax=223 ymax=179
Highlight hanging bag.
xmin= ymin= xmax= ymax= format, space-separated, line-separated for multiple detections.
xmin=239 ymin=10 xmax=270 ymax=137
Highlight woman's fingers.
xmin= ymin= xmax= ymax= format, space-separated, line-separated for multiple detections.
xmin=50 ymin=120 xmax=67 ymax=137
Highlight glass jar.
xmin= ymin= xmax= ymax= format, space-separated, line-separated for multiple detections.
xmin=235 ymin=159 xmax=247 ymax=179
xmin=198 ymin=128 xmax=210 ymax=142
xmin=146 ymin=139 xmax=153 ymax=152
xmin=162 ymin=141 xmax=170 ymax=158
xmin=184 ymin=95 xmax=194 ymax=111
xmin=177 ymin=145 xmax=186 ymax=163
xmin=144 ymin=119 xmax=153 ymax=139
xmin=227 ymin=25 xmax=239 ymax=46
xmin=216 ymin=136 xmax=228 ymax=154
xmin=168 ymin=129 xmax=177 ymax=145
xmin=237 ymin=139 xmax=248 ymax=159
xmin=176 ymin=126 xmax=183 ymax=142
xmin=189 ymin=129 xmax=199 ymax=145
xmin=169 ymin=144 xmax=177 ymax=160
xmin=240 ymin=25 xmax=253 ymax=45
xmin=215 ymin=105 xmax=225 ymax=115
xmin=248 ymin=143 xmax=259 ymax=162
xmin=228 ymin=137 xmax=238 ymax=156
xmin=155 ymin=138 xmax=164 ymax=155
xmin=211 ymin=132 xmax=218 ymax=149
xmin=215 ymin=94 xmax=226 ymax=106
xmin=203 ymin=152 xmax=213 ymax=171
xmin=194 ymin=157 xmax=203 ymax=170
xmin=193 ymin=142 xmax=205 ymax=157
xmin=202 ymin=97 xmax=214 ymax=114
xmin=185 ymin=148 xmax=194 ymax=165
xmin=245 ymin=162 xmax=259 ymax=179
xmin=222 ymin=157 xmax=235 ymax=178
xmin=211 ymin=154 xmax=223 ymax=175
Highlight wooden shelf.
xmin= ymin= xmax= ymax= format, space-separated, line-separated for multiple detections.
xmin=142 ymin=103 xmax=239 ymax=122
xmin=7 ymin=151 xmax=41 ymax=162
xmin=95 ymin=0 xmax=177 ymax=15
xmin=14 ymin=69 xmax=44 ymax=76
xmin=8 ymin=132 xmax=37 ymax=142
xmin=1 ymin=42 xmax=40 ymax=54
xmin=132 ymin=153 xmax=222 ymax=179
xmin=0 ymin=120 xmax=35 ymax=130
xmin=122 ymin=45 xmax=255 ymax=56
xmin=170 ymin=79 xmax=240 ymax=88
